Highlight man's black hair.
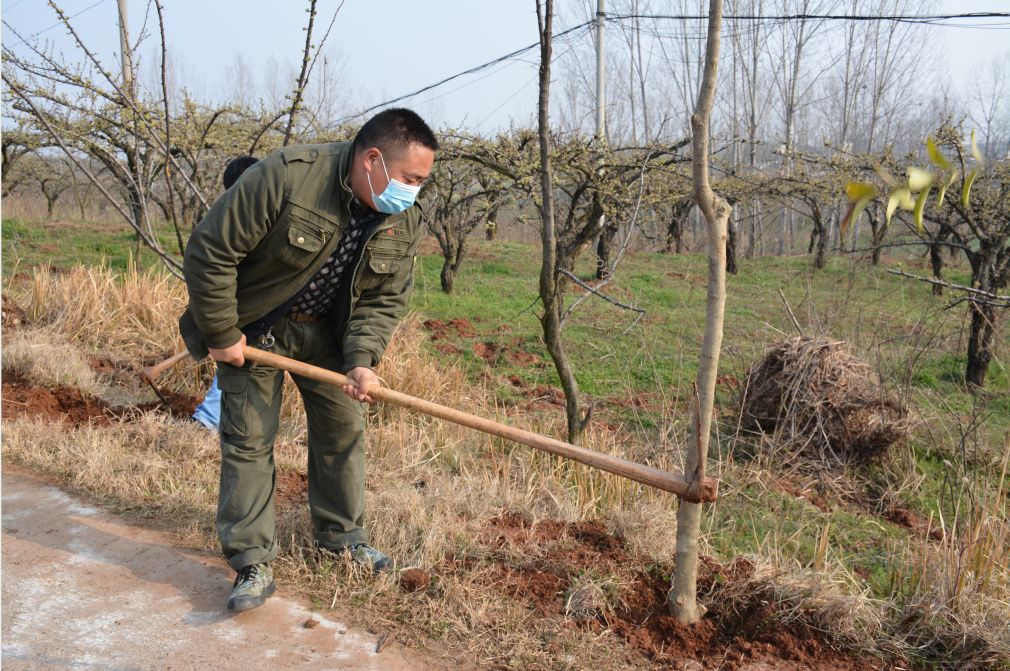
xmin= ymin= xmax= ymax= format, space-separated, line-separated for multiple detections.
xmin=352 ymin=108 xmax=438 ymax=158
xmin=223 ymin=155 xmax=259 ymax=190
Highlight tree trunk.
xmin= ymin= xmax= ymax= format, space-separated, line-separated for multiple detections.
xmin=815 ymin=229 xmax=828 ymax=269
xmin=485 ymin=207 xmax=498 ymax=240
xmin=127 ymin=182 xmax=145 ymax=270
xmin=868 ymin=205 xmax=883 ymax=266
xmin=965 ymin=301 xmax=996 ymax=387
xmin=929 ymin=243 xmax=944 ymax=296
xmin=726 ymin=212 xmax=738 ymax=275
xmin=595 ymin=219 xmax=618 ymax=279
xmin=440 ymin=263 xmax=456 ymax=294
xmin=666 ymin=202 xmax=690 ymax=254
xmin=440 ymin=237 xmax=466 ymax=294
xmin=669 ymin=0 xmax=728 ymax=625
xmin=44 ymin=192 xmax=57 ymax=220
xmin=745 ymin=198 xmax=758 ymax=259
xmin=536 ymin=0 xmax=589 ymax=444
xmin=811 ymin=202 xmax=827 ymax=270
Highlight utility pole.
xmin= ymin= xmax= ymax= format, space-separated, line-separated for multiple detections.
xmin=117 ymin=0 xmax=134 ymax=95
xmin=117 ymin=0 xmax=142 ymax=265
xmin=595 ymin=0 xmax=606 ymax=142
xmin=593 ymin=0 xmax=608 ymax=278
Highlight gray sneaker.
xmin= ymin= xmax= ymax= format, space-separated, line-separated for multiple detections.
xmin=227 ymin=563 xmax=275 ymax=612
xmin=348 ymin=543 xmax=393 ymax=574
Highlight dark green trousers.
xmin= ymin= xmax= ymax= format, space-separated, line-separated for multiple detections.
xmin=216 ymin=316 xmax=368 ymax=571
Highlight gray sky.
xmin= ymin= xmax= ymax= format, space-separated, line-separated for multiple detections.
xmin=3 ymin=0 xmax=1008 ymax=132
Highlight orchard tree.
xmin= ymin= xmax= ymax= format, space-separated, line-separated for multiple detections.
xmin=423 ymin=136 xmax=508 ymax=293
xmin=845 ymin=122 xmax=1010 ymax=387
xmin=669 ymin=0 xmax=730 ymax=624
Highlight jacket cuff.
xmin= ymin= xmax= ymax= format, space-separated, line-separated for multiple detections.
xmin=341 ymin=350 xmax=374 ymax=372
xmin=204 ymin=327 xmax=244 ymax=350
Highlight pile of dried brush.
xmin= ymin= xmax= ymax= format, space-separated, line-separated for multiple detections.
xmin=738 ymin=337 xmax=911 ymax=462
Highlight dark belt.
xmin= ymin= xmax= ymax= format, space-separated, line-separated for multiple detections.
xmin=287 ymin=311 xmax=321 ymax=324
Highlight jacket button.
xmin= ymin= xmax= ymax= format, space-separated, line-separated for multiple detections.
xmin=380 ymin=262 xmax=387 ymax=270
xmin=296 ymin=236 xmax=305 ymax=244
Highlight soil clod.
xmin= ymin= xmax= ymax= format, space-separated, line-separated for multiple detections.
xmin=398 ymin=568 xmax=431 ymax=593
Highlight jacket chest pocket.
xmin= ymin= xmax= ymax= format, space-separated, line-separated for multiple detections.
xmin=276 ymin=204 xmax=339 ymax=269
xmin=355 ymin=248 xmax=402 ymax=293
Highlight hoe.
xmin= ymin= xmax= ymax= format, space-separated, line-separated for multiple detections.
xmin=143 ymin=347 xmax=718 ymax=503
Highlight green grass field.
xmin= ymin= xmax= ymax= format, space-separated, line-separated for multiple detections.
xmin=2 ymin=217 xmax=184 ymax=272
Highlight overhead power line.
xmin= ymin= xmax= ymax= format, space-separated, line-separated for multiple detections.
xmin=4 ymin=0 xmax=110 ymax=49
xmin=339 ymin=11 xmax=1010 ymax=126
xmin=337 ymin=22 xmax=593 ymax=124
xmin=609 ymin=12 xmax=1010 ymax=24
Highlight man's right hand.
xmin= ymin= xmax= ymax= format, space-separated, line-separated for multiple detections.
xmin=208 ymin=333 xmax=247 ymax=367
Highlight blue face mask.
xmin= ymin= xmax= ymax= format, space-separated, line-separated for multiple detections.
xmin=367 ymin=152 xmax=420 ymax=214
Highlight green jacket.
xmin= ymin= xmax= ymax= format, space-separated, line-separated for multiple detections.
xmin=179 ymin=141 xmax=423 ymax=371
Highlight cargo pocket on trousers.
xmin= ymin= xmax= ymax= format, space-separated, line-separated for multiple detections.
xmin=216 ymin=364 xmax=249 ymax=439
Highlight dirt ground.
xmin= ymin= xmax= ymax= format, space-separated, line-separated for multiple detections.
xmin=0 ymin=467 xmax=439 ymax=671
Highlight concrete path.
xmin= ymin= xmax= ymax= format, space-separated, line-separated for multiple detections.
xmin=1 ymin=469 xmax=434 ymax=670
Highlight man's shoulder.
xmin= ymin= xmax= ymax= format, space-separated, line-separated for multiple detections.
xmin=276 ymin=141 xmax=351 ymax=166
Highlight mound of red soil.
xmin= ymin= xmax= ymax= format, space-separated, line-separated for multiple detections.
xmin=773 ymin=477 xmax=833 ymax=513
xmin=399 ymin=568 xmax=431 ymax=593
xmin=473 ymin=338 xmax=543 ymax=367
xmin=2 ymin=374 xmax=201 ymax=426
xmin=449 ymin=513 xmax=903 ymax=670
xmin=885 ymin=506 xmax=943 ymax=541
xmin=2 ymin=373 xmax=113 ymax=426
xmin=521 ymin=384 xmax=566 ymax=407
xmin=423 ymin=318 xmax=477 ymax=341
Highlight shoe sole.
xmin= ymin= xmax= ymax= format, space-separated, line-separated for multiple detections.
xmin=227 ymin=580 xmax=276 ymax=613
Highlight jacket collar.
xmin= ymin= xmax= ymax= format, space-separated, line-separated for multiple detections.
xmin=336 ymin=141 xmax=356 ymax=223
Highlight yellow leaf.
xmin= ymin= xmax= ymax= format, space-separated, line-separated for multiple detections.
xmin=886 ymin=187 xmax=911 ymax=226
xmin=907 ymin=166 xmax=934 ymax=191
xmin=970 ymin=129 xmax=984 ymax=163
xmin=936 ymin=170 xmax=958 ymax=208
xmin=926 ymin=136 xmax=951 ymax=170
xmin=842 ymin=182 xmax=878 ymax=236
xmin=913 ymin=187 xmax=930 ymax=234
xmin=961 ymin=168 xmax=977 ymax=208
xmin=897 ymin=188 xmax=915 ymax=210
xmin=846 ymin=181 xmax=878 ymax=201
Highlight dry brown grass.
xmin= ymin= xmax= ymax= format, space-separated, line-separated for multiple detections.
xmin=10 ymin=262 xmax=207 ymax=394
xmin=884 ymin=438 xmax=1010 ymax=669
xmin=3 ymin=264 xmax=1007 ymax=669
xmin=1 ymin=327 xmax=104 ymax=395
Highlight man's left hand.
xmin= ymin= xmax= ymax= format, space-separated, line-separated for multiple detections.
xmin=343 ymin=367 xmax=379 ymax=404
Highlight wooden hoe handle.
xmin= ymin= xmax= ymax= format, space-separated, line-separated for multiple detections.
xmin=141 ymin=349 xmax=190 ymax=383
xmin=242 ymin=346 xmax=718 ymax=502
